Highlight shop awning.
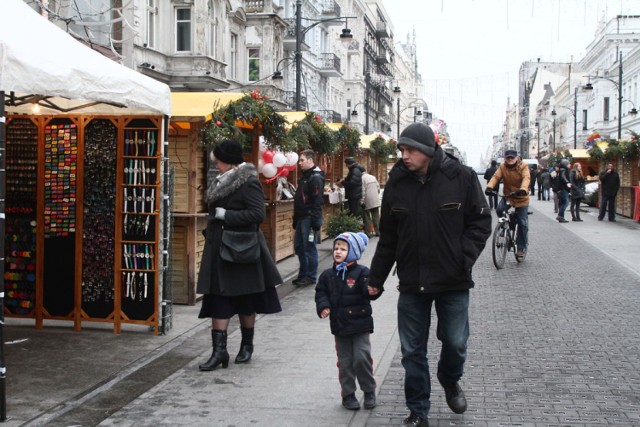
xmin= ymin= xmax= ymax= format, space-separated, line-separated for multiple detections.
xmin=0 ymin=0 xmax=171 ymax=116
xmin=360 ymin=133 xmax=391 ymax=149
xmin=171 ymin=92 xmax=246 ymax=122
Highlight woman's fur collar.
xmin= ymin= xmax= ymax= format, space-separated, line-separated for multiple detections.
xmin=206 ymin=163 xmax=259 ymax=203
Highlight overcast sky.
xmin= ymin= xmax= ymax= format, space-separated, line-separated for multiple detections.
xmin=382 ymin=0 xmax=638 ymax=167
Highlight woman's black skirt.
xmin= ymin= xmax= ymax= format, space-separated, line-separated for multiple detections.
xmin=198 ymin=286 xmax=282 ymax=319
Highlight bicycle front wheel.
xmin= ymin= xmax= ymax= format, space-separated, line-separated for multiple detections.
xmin=492 ymin=223 xmax=508 ymax=269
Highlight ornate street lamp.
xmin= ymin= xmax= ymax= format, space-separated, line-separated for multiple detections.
xmin=293 ymin=0 xmax=355 ymax=111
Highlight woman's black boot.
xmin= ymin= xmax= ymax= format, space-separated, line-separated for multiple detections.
xmin=199 ymin=330 xmax=229 ymax=371
xmin=235 ymin=327 xmax=254 ymax=364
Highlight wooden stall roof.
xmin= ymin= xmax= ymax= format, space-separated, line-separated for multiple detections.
xmin=171 ymin=92 xmax=245 ymax=123
xmin=360 ymin=133 xmax=391 ymax=149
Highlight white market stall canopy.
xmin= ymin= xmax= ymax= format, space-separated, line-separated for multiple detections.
xmin=0 ymin=0 xmax=171 ymax=116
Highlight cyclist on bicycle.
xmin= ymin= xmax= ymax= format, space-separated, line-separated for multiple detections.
xmin=485 ymin=149 xmax=530 ymax=258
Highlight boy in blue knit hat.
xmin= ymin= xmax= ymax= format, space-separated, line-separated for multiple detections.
xmin=315 ymin=231 xmax=383 ymax=411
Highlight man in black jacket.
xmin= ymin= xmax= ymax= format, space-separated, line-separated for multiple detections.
xmin=483 ymin=159 xmax=499 ymax=209
xmin=337 ymin=157 xmax=364 ymax=217
xmin=598 ymin=162 xmax=621 ymax=222
xmin=292 ymin=149 xmax=325 ymax=287
xmin=368 ymin=123 xmax=491 ymax=426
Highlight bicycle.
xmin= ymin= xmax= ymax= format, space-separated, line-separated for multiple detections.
xmin=487 ymin=190 xmax=526 ymax=269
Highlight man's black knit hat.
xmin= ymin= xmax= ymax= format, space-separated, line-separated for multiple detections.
xmin=398 ymin=123 xmax=436 ymax=157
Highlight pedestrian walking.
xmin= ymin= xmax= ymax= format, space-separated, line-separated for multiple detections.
xmin=293 ymin=149 xmax=325 ymax=287
xmin=197 ymin=139 xmax=282 ymax=372
xmin=368 ymin=123 xmax=492 ymax=426
xmin=556 ymin=159 xmax=571 ymax=223
xmin=361 ymin=170 xmax=381 ymax=237
xmin=315 ymin=231 xmax=381 ymax=411
xmin=336 ymin=157 xmax=365 ymax=217
xmin=529 ymin=164 xmax=538 ymax=197
xmin=540 ymin=167 xmax=551 ymax=201
xmin=483 ymin=160 xmax=499 ymax=209
xmin=550 ymin=165 xmax=560 ymax=213
xmin=570 ymin=162 xmax=586 ymax=222
xmin=597 ymin=162 xmax=621 ymax=222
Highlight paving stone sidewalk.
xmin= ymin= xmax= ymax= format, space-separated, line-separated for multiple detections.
xmin=365 ymin=199 xmax=640 ymax=426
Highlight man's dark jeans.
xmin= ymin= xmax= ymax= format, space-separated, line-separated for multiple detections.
xmin=496 ymin=198 xmax=528 ymax=251
xmin=598 ymin=194 xmax=617 ymax=220
xmin=293 ymin=217 xmax=319 ymax=281
xmin=397 ymin=290 xmax=469 ymax=418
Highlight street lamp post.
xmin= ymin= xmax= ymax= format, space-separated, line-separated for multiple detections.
xmin=584 ymin=51 xmax=623 ymax=140
xmin=535 ymin=121 xmax=540 ymax=159
xmin=573 ymin=87 xmax=578 ymax=149
xmin=293 ymin=0 xmax=355 ymax=111
xmin=553 ymin=114 xmax=556 ymax=152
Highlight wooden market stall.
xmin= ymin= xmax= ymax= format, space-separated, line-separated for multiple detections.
xmin=1 ymin=0 xmax=172 ymax=334
xmin=168 ymin=100 xmax=366 ymax=305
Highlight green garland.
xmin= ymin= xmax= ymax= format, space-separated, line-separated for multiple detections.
xmin=337 ymin=125 xmax=361 ymax=156
xmin=621 ymin=131 xmax=639 ymax=159
xmin=287 ymin=113 xmax=337 ymax=155
xmin=201 ymin=90 xmax=290 ymax=151
xmin=369 ymin=136 xmax=397 ymax=163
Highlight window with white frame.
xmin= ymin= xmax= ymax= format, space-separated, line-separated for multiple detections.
xmin=145 ymin=0 xmax=157 ymax=48
xmin=175 ymin=7 xmax=192 ymax=53
xmin=230 ymin=34 xmax=238 ymax=80
xmin=603 ymin=97 xmax=610 ymax=122
xmin=248 ymin=48 xmax=260 ymax=82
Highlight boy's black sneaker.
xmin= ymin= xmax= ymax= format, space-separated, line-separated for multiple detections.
xmin=342 ymin=393 xmax=360 ymax=410
xmin=363 ymin=391 xmax=376 ymax=409
xmin=403 ymin=412 xmax=429 ymax=426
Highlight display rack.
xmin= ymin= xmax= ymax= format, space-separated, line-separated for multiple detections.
xmin=117 ymin=118 xmax=161 ymax=333
xmin=4 ymin=115 xmax=163 ymax=334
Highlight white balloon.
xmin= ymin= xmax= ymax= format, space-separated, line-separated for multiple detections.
xmin=285 ymin=152 xmax=299 ymax=166
xmin=272 ymin=152 xmax=287 ymax=168
xmin=258 ymin=158 xmax=265 ymax=173
xmin=262 ymin=163 xmax=278 ymax=178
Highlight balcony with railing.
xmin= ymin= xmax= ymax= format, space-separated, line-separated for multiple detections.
xmin=320 ymin=0 xmax=340 ymax=18
xmin=318 ymin=53 xmax=341 ymax=77
xmin=244 ymin=1 xmax=265 ymax=13
xmin=283 ymin=18 xmax=309 ymax=51
xmin=376 ymin=21 xmax=390 ymax=39
xmin=283 ymin=91 xmax=307 ymax=111
xmin=317 ymin=110 xmax=342 ymax=124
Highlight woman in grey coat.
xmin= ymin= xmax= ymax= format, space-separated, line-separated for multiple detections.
xmin=197 ymin=139 xmax=282 ymax=371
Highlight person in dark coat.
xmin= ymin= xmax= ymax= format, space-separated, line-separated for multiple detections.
xmin=292 ymin=149 xmax=325 ymax=287
xmin=483 ymin=160 xmax=499 ymax=209
xmin=529 ymin=164 xmax=538 ymax=197
xmin=569 ymin=162 xmax=586 ymax=221
xmin=598 ymin=162 xmax=621 ymax=222
xmin=540 ymin=168 xmax=551 ymax=201
xmin=556 ymin=159 xmax=571 ymax=223
xmin=337 ymin=157 xmax=365 ymax=217
xmin=368 ymin=123 xmax=491 ymax=426
xmin=315 ymin=231 xmax=382 ymax=411
xmin=197 ymin=139 xmax=282 ymax=371
xmin=550 ymin=165 xmax=561 ymax=213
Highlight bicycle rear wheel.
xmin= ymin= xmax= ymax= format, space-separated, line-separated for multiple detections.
xmin=492 ymin=223 xmax=508 ymax=269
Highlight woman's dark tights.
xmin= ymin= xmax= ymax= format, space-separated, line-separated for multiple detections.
xmin=570 ymin=198 xmax=582 ymax=220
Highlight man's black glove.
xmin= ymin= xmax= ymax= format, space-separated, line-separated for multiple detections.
xmin=484 ymin=187 xmax=494 ymax=196
xmin=515 ymin=189 xmax=527 ymax=197
xmin=311 ymin=221 xmax=321 ymax=231
xmin=292 ymin=220 xmax=297 ymax=229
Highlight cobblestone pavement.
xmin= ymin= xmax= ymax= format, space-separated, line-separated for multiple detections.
xmin=365 ymin=202 xmax=640 ymax=426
